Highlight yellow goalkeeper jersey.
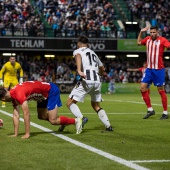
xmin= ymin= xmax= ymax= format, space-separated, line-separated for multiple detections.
xmin=0 ymin=61 xmax=23 ymax=79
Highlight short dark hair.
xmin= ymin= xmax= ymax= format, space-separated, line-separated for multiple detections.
xmin=0 ymin=88 xmax=7 ymax=99
xmin=77 ymin=35 xmax=89 ymax=44
xmin=150 ymin=26 xmax=158 ymax=30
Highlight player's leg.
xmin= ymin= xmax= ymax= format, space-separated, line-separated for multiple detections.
xmin=66 ymin=82 xmax=88 ymax=127
xmin=90 ymin=82 xmax=113 ymax=131
xmin=141 ymin=82 xmax=155 ymax=119
xmin=91 ymin=101 xmax=113 ymax=131
xmin=2 ymin=78 xmax=10 ymax=107
xmin=37 ymin=100 xmax=49 ymax=120
xmin=49 ymin=83 xmax=82 ymax=134
xmin=48 ymin=108 xmax=82 ymax=134
xmin=140 ymin=69 xmax=155 ymax=119
xmin=157 ymin=86 xmax=168 ymax=119
xmin=153 ymin=69 xmax=168 ymax=119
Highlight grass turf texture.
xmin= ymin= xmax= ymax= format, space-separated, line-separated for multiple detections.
xmin=0 ymin=89 xmax=170 ymax=170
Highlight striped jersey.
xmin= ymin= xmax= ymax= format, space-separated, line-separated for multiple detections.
xmin=73 ymin=47 xmax=103 ymax=82
xmin=141 ymin=36 xmax=170 ymax=69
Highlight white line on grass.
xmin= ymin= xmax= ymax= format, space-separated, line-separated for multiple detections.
xmin=0 ymin=109 xmax=149 ymax=170
xmin=103 ymin=99 xmax=170 ymax=107
xmin=86 ymin=97 xmax=170 ymax=107
xmin=131 ymin=160 xmax=170 ymax=163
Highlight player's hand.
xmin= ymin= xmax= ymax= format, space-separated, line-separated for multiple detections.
xmin=19 ymin=77 xmax=23 ymax=84
xmin=141 ymin=27 xmax=149 ymax=32
xmin=78 ymin=71 xmax=86 ymax=79
xmin=0 ymin=79 xmax=4 ymax=86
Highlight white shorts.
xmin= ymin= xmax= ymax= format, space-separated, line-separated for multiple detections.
xmin=69 ymin=80 xmax=102 ymax=102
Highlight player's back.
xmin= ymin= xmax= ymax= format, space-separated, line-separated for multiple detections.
xmin=75 ymin=47 xmax=101 ymax=82
xmin=10 ymin=81 xmax=51 ymax=104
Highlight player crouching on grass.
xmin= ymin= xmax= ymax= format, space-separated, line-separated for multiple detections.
xmin=0 ymin=81 xmax=82 ymax=139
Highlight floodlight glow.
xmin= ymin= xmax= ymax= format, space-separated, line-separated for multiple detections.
xmin=44 ymin=55 xmax=55 ymax=58
xmin=3 ymin=53 xmax=16 ymax=56
xmin=126 ymin=54 xmax=139 ymax=57
xmin=105 ymin=55 xmax=116 ymax=58
xmin=164 ymin=56 xmax=170 ymax=59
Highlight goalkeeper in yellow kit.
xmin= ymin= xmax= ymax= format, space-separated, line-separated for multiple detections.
xmin=0 ymin=56 xmax=23 ymax=107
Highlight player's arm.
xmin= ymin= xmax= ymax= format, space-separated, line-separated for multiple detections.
xmin=75 ymin=54 xmax=86 ymax=79
xmin=0 ymin=65 xmax=6 ymax=86
xmin=164 ymin=38 xmax=170 ymax=50
xmin=99 ymin=66 xmax=105 ymax=76
xmin=19 ymin=64 xmax=24 ymax=83
xmin=21 ymin=100 xmax=30 ymax=139
xmin=127 ymin=68 xmax=139 ymax=72
xmin=97 ymin=57 xmax=105 ymax=76
xmin=12 ymin=105 xmax=20 ymax=137
xmin=137 ymin=27 xmax=149 ymax=45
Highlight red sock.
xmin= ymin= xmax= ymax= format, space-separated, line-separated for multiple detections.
xmin=158 ymin=90 xmax=167 ymax=110
xmin=59 ymin=116 xmax=75 ymax=125
xmin=141 ymin=91 xmax=152 ymax=108
xmin=148 ymin=89 xmax=150 ymax=95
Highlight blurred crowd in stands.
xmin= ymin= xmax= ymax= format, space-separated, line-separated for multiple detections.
xmin=0 ymin=0 xmax=170 ymax=38
xmin=1 ymin=53 xmax=170 ymax=91
xmin=127 ymin=0 xmax=170 ymax=37
xmin=35 ymin=0 xmax=118 ymax=37
xmin=0 ymin=0 xmax=117 ymax=37
xmin=0 ymin=0 xmax=44 ymax=36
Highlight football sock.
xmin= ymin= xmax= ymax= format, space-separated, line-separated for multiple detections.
xmin=2 ymin=101 xmax=5 ymax=106
xmin=148 ymin=107 xmax=153 ymax=111
xmin=163 ymin=111 xmax=168 ymax=115
xmin=148 ymin=89 xmax=150 ymax=95
xmin=69 ymin=103 xmax=83 ymax=118
xmin=158 ymin=90 xmax=167 ymax=111
xmin=97 ymin=108 xmax=111 ymax=128
xmin=59 ymin=116 xmax=75 ymax=125
xmin=141 ymin=91 xmax=152 ymax=108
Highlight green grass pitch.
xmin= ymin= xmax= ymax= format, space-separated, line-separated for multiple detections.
xmin=0 ymin=89 xmax=170 ymax=170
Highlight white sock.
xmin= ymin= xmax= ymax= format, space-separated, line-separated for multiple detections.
xmin=148 ymin=107 xmax=153 ymax=111
xmin=69 ymin=103 xmax=83 ymax=118
xmin=97 ymin=109 xmax=111 ymax=128
xmin=163 ymin=111 xmax=168 ymax=115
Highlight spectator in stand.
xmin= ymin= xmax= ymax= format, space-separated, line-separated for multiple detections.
xmin=128 ymin=0 xmax=170 ymax=38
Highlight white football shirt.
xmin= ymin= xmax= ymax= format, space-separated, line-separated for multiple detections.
xmin=73 ymin=47 xmax=103 ymax=82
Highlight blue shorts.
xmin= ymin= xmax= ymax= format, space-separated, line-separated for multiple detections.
xmin=141 ymin=68 xmax=165 ymax=86
xmin=37 ymin=83 xmax=62 ymax=111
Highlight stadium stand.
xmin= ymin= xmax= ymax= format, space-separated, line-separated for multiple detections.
xmin=127 ymin=0 xmax=170 ymax=38
xmin=0 ymin=0 xmax=170 ymax=38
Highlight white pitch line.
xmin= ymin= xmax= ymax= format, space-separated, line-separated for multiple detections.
xmin=131 ymin=160 xmax=170 ymax=163
xmin=103 ymin=99 xmax=170 ymax=107
xmin=0 ymin=109 xmax=149 ymax=170
xmin=85 ymin=97 xmax=170 ymax=107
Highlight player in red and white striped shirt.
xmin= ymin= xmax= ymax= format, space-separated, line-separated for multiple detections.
xmin=137 ymin=26 xmax=170 ymax=120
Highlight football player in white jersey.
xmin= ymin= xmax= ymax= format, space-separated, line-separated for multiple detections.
xmin=58 ymin=35 xmax=113 ymax=133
